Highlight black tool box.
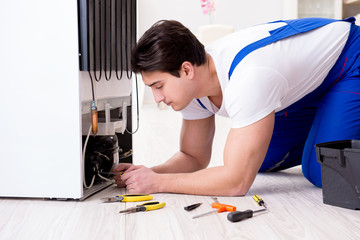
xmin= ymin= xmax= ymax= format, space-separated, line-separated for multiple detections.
xmin=316 ymin=140 xmax=360 ymax=210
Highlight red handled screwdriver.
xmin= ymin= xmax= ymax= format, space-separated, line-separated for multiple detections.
xmin=193 ymin=202 xmax=236 ymax=219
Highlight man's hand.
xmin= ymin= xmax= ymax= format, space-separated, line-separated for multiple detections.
xmin=113 ymin=163 xmax=132 ymax=188
xmin=113 ymin=163 xmax=159 ymax=194
xmin=120 ymin=165 xmax=159 ymax=194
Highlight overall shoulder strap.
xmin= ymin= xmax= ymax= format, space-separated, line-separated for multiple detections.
xmin=197 ymin=17 xmax=355 ymax=110
xmin=228 ymin=17 xmax=356 ymax=79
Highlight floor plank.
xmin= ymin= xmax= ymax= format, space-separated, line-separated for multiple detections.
xmin=1 ymin=104 xmax=360 ymax=240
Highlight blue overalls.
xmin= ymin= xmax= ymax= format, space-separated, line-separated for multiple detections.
xmin=199 ymin=17 xmax=360 ymax=187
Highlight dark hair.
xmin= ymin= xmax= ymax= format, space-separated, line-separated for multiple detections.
xmin=131 ymin=20 xmax=206 ymax=77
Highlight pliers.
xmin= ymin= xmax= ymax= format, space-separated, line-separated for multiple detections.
xmin=101 ymin=194 xmax=153 ymax=203
xmin=119 ymin=201 xmax=166 ymax=213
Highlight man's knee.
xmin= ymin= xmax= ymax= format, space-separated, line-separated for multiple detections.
xmin=302 ymin=160 xmax=322 ymax=188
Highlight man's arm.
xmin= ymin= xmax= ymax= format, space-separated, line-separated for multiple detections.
xmin=113 ymin=115 xmax=216 ymax=188
xmin=155 ymin=112 xmax=275 ymax=196
xmin=151 ymin=115 xmax=216 ymax=173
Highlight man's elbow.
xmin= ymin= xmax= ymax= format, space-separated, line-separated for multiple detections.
xmin=198 ymin=158 xmax=210 ymax=169
xmin=225 ymin=177 xmax=252 ymax=196
xmin=181 ymin=151 xmax=210 ymax=171
xmin=228 ymin=184 xmax=250 ymax=196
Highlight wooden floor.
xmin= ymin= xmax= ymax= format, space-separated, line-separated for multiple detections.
xmin=1 ymin=104 xmax=360 ymax=240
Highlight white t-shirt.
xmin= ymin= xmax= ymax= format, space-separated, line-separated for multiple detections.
xmin=181 ymin=21 xmax=351 ymax=128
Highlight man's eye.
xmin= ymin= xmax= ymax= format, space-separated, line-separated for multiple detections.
xmin=155 ymin=86 xmax=162 ymax=89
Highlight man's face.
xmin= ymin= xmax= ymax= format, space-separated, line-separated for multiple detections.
xmin=141 ymin=70 xmax=195 ymax=111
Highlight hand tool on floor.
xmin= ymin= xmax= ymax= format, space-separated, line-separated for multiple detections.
xmin=227 ymin=208 xmax=267 ymax=222
xmin=101 ymin=194 xmax=153 ymax=203
xmin=227 ymin=195 xmax=268 ymax=222
xmin=192 ymin=197 xmax=236 ymax=219
xmin=184 ymin=203 xmax=202 ymax=211
xmin=253 ymin=194 xmax=267 ymax=209
xmin=119 ymin=201 xmax=166 ymax=213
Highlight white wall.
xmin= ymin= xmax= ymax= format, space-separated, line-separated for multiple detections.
xmin=138 ymin=0 xmax=284 ymax=37
xmin=137 ymin=0 xmax=285 ymax=104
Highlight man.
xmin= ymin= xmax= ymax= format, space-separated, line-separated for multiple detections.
xmin=113 ymin=17 xmax=360 ymax=196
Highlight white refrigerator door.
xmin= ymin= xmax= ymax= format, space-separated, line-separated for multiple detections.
xmin=0 ymin=0 xmax=83 ymax=199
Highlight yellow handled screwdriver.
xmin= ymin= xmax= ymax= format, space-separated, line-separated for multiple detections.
xmin=253 ymin=194 xmax=267 ymax=209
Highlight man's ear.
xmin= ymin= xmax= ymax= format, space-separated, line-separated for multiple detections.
xmin=181 ymin=61 xmax=194 ymax=79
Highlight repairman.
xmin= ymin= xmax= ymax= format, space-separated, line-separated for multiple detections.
xmin=113 ymin=17 xmax=360 ymax=196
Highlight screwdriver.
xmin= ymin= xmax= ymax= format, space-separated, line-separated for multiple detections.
xmin=184 ymin=203 xmax=202 ymax=211
xmin=253 ymin=194 xmax=267 ymax=209
xmin=193 ymin=202 xmax=236 ymax=219
xmin=227 ymin=208 xmax=267 ymax=222
xmin=99 ymin=171 xmax=125 ymax=176
xmin=227 ymin=195 xmax=268 ymax=222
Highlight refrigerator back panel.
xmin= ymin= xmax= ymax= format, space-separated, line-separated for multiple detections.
xmin=78 ymin=0 xmax=137 ymax=80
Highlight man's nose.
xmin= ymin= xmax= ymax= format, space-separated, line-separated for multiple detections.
xmin=153 ymin=90 xmax=165 ymax=103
